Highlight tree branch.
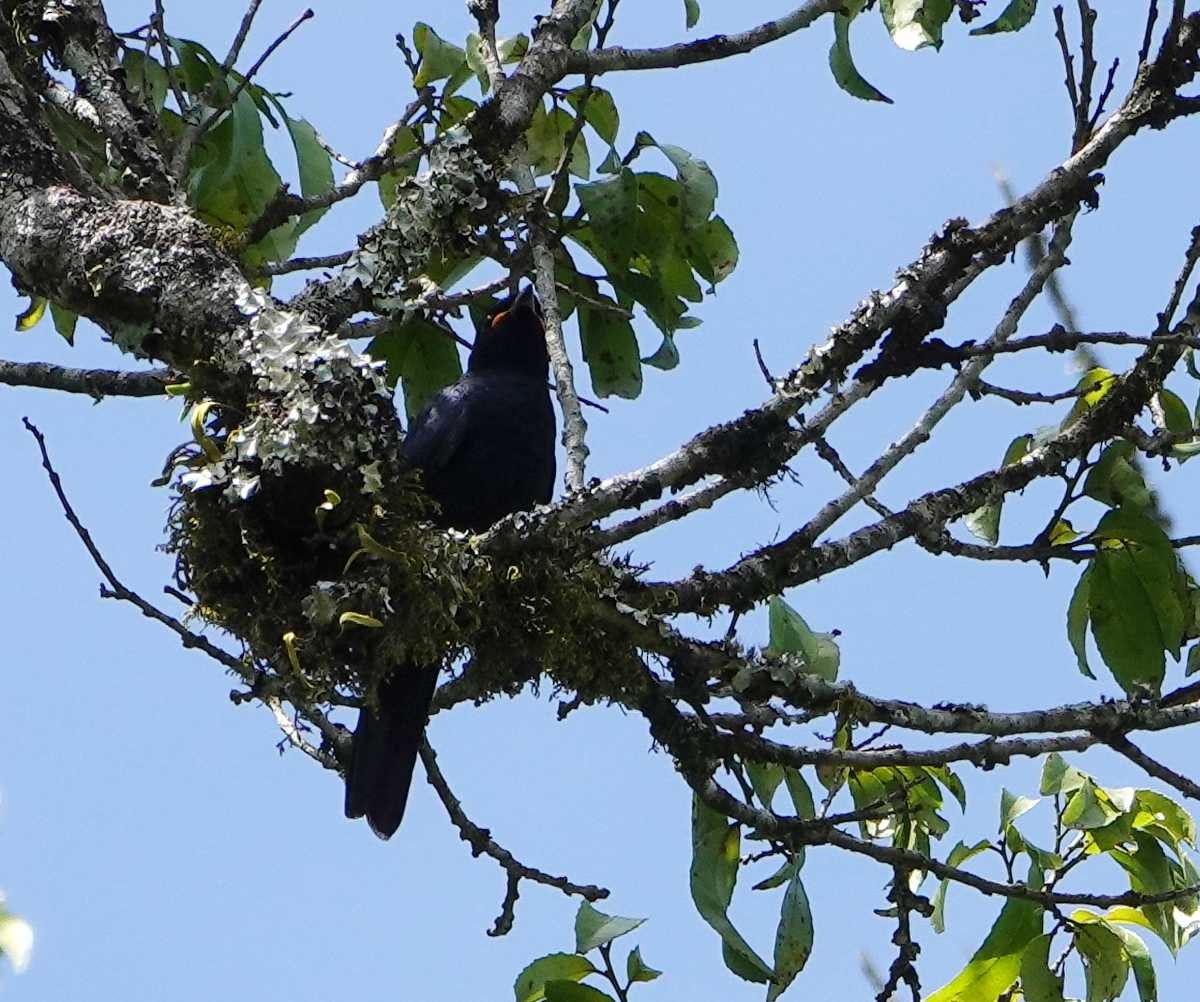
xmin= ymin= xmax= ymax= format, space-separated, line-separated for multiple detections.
xmin=0 ymin=359 xmax=169 ymax=397
xmin=565 ymin=0 xmax=842 ymax=75
xmin=419 ymin=739 xmax=609 ymax=936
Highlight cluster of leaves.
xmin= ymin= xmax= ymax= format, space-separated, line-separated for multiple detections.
xmin=833 ymin=0 xmax=1038 ymax=104
xmin=365 ymin=14 xmax=740 ymax=416
xmin=124 ymin=39 xmax=335 ymax=273
xmin=16 ymin=34 xmax=334 ymax=343
xmin=927 ymin=753 xmax=1199 ymax=1001
xmin=965 ymin=367 xmax=1200 ymax=696
xmin=514 ymin=901 xmax=661 ymax=1002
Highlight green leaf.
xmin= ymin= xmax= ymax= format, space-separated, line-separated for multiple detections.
xmin=543 ymin=980 xmax=614 ymax=1002
xmin=881 ymin=0 xmax=956 ymax=51
xmin=689 ymin=794 xmax=775 ymax=982
xmin=971 ymin=0 xmax=1038 ymax=35
xmin=625 ymin=946 xmax=661 ymax=985
xmin=753 ymin=856 xmax=802 ymax=892
xmin=1134 ymin=789 xmax=1197 ymax=851
xmin=279 ymin=114 xmax=335 ymax=237
xmin=1089 ymin=549 xmax=1168 ymax=695
xmin=720 ymin=939 xmax=770 ymax=983
xmin=1083 ymin=441 xmax=1152 ymax=511
xmin=1090 ymin=509 xmax=1185 ymax=664
xmin=925 ymin=896 xmax=1043 ymax=1002
xmin=514 ymin=954 xmax=597 ymax=1002
xmin=1067 ymin=564 xmax=1096 ymax=678
xmin=642 ymin=333 xmax=679 ymax=370
xmin=767 ymin=871 xmax=814 ymax=1001
xmin=167 ymin=37 xmax=229 ymax=101
xmin=1000 ymin=789 xmax=1041 ymax=833
xmin=566 ymin=87 xmax=619 ymax=146
xmin=1110 ymin=924 xmax=1158 ymax=1002
xmin=526 ymin=103 xmax=589 ymax=178
xmin=1040 ymin=753 xmax=1088 ymax=796
xmin=656 ymin=143 xmax=717 ymax=229
xmin=1063 ymin=781 xmax=1121 ymax=830
xmin=575 ymin=169 xmax=640 ymax=268
xmin=122 ymin=49 xmax=168 ymax=110
xmin=574 ymin=902 xmax=645 ymax=954
xmin=766 ymin=596 xmax=840 ymax=681
xmin=964 ymin=434 xmax=1032 ymax=544
xmin=688 ymin=216 xmax=739 ymax=287
xmin=1075 ymin=922 xmax=1129 ymax=1002
xmin=930 ymin=843 xmax=993 ymax=934
xmin=1156 ymin=388 xmax=1193 ymax=436
xmin=784 ymin=769 xmax=816 ymax=820
xmin=378 ymin=126 xmax=423 ymax=209
xmin=579 ymin=302 xmax=642 ymax=400
xmin=367 ymin=318 xmax=462 ymax=419
xmin=684 ymin=0 xmax=701 ymax=29
xmin=48 ymin=302 xmax=77 ymax=344
xmin=829 ymin=13 xmax=893 ymax=104
xmin=412 ymin=22 xmax=468 ymax=89
xmin=745 ymin=761 xmax=785 ymax=810
xmin=1019 ymin=932 xmax=1065 ymax=1002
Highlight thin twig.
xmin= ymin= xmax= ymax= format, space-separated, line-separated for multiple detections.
xmin=222 ymin=0 xmax=266 ymax=72
xmin=419 ymin=740 xmax=608 ymax=936
xmin=1104 ymin=734 xmax=1200 ymax=802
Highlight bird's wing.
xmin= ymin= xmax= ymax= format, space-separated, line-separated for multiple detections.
xmin=401 ymin=380 xmax=473 ymax=472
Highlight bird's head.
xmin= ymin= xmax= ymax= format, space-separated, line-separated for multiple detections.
xmin=468 ymin=283 xmax=549 ymax=379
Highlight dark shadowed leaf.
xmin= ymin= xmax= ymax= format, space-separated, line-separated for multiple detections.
xmin=1020 ymin=932 xmax=1065 ymax=1002
xmin=1075 ymin=921 xmax=1130 ymax=1002
xmin=566 ymin=87 xmax=620 ymax=146
xmin=829 ymin=13 xmax=893 ymax=103
xmin=579 ymin=302 xmax=642 ymax=399
xmin=543 ymin=982 xmax=614 ymax=1002
xmin=367 ymin=318 xmax=462 ymax=419
xmin=971 ymin=0 xmax=1038 ymax=36
xmin=767 ymin=871 xmax=814 ymax=1001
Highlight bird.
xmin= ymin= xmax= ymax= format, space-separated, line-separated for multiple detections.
xmin=344 ymin=283 xmax=556 ymax=839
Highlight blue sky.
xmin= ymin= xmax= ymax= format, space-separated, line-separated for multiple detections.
xmin=3 ymin=2 xmax=1200 ymax=999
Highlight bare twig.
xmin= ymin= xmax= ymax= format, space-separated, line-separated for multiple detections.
xmin=419 ymin=740 xmax=608 ymax=936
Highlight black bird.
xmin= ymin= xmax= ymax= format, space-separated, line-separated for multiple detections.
xmin=345 ymin=284 xmax=556 ymax=839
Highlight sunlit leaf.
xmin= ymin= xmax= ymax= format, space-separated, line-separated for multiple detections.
xmin=514 ymin=954 xmax=597 ymax=1002
xmin=926 ymin=895 xmax=1043 ymax=1001
xmin=574 ymin=902 xmax=645 ymax=954
xmin=881 ymin=0 xmax=955 ymax=51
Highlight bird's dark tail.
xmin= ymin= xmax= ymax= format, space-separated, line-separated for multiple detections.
xmin=344 ymin=664 xmax=439 ymax=839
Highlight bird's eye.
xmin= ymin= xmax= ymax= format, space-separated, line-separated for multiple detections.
xmin=490 ymin=309 xmax=510 ymax=329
